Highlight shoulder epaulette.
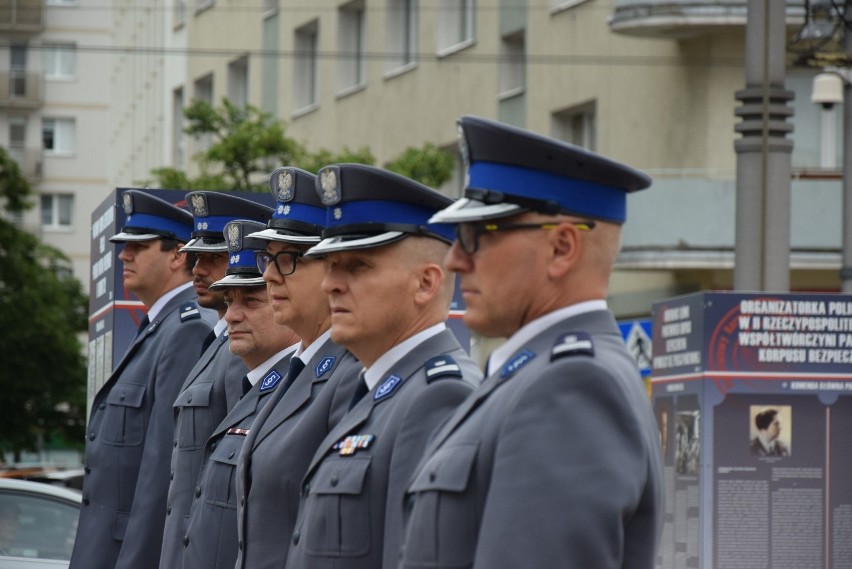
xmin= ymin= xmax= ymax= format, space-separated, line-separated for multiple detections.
xmin=551 ymin=332 xmax=594 ymax=361
xmin=179 ymin=302 xmax=202 ymax=322
xmin=425 ymin=355 xmax=462 ymax=382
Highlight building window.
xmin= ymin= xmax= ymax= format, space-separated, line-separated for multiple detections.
xmin=386 ymin=0 xmax=417 ymax=74
xmin=228 ymin=55 xmax=249 ymax=108
xmin=174 ymin=0 xmax=187 ymax=28
xmin=42 ymin=118 xmax=76 ymax=154
xmin=498 ymin=30 xmax=524 ymax=99
xmin=437 ymin=0 xmax=474 ymax=55
xmin=263 ymin=0 xmax=278 ymax=14
xmin=551 ymin=103 xmax=596 ymax=151
xmin=193 ymin=74 xmax=214 ymax=151
xmin=294 ymin=20 xmax=319 ymax=112
xmin=10 ymin=43 xmax=28 ymax=97
xmin=337 ymin=0 xmax=366 ymax=94
xmin=172 ymin=87 xmax=185 ymax=168
xmin=196 ymin=0 xmax=214 ymax=13
xmin=43 ymin=44 xmax=76 ymax=80
xmin=41 ymin=194 xmax=74 ymax=228
xmin=46 ymin=0 xmax=77 ymax=5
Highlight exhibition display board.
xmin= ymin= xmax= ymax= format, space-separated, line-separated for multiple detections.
xmin=652 ymin=291 xmax=852 ymax=569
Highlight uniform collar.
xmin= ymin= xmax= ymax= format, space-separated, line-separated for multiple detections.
xmin=213 ymin=317 xmax=228 ymax=338
xmin=294 ymin=328 xmax=333 ymax=365
xmin=487 ymin=300 xmax=607 ymax=375
xmin=364 ymin=323 xmax=446 ymax=390
xmin=246 ymin=344 xmax=299 ymax=386
xmin=145 ymin=281 xmax=193 ymax=322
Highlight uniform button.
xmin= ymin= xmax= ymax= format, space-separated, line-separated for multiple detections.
xmin=174 ymin=440 xmax=178 ymax=447
xmin=119 ymin=393 xmax=126 ymax=401
xmin=167 ymin=507 xmax=172 ymax=515
xmin=195 ymin=486 xmax=201 ymax=497
xmin=89 ymin=432 xmax=96 ymax=441
xmin=429 ymin=472 xmax=437 ymax=482
xmin=84 ymin=466 xmax=91 ymax=474
xmin=98 ymin=403 xmax=106 ymax=410
xmin=183 ymin=536 xmax=189 ymax=547
xmin=302 ymin=484 xmax=310 ymax=496
xmin=170 ymin=471 xmax=174 ymax=480
xmin=292 ymin=531 xmax=300 ymax=545
xmin=82 ymin=497 xmax=90 ymax=506
xmin=228 ymin=451 xmax=235 ymax=459
xmin=239 ymin=540 xmax=243 ymax=550
xmin=330 ymin=475 xmax=339 ymax=487
xmin=240 ymin=497 xmax=245 ymax=506
xmin=210 ymin=442 xmax=217 ymax=450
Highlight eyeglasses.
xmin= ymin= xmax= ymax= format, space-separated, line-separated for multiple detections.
xmin=455 ymin=220 xmax=596 ymax=255
xmin=256 ymin=250 xmax=303 ymax=276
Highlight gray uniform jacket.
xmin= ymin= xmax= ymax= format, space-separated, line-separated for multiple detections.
xmin=398 ymin=310 xmax=664 ymax=569
xmin=285 ymin=329 xmax=481 ymax=569
xmin=159 ymin=330 xmax=247 ymax=569
xmin=234 ymin=338 xmax=362 ymax=569
xmin=180 ymin=350 xmax=294 ymax=569
xmin=70 ymin=287 xmax=216 ymax=569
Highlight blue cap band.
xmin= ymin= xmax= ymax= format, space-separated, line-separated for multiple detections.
xmin=126 ymin=212 xmax=191 ymax=241
xmin=324 ymin=200 xmax=454 ymax=241
xmin=228 ymin=249 xmax=261 ymax=272
xmin=194 ymin=214 xmax=238 ymax=234
xmin=274 ymin=202 xmax=327 ymax=227
xmin=468 ymin=161 xmax=627 ymax=223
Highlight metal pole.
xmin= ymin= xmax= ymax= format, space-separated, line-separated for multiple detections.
xmin=842 ymin=0 xmax=852 ymax=292
xmin=734 ymin=0 xmax=793 ymax=291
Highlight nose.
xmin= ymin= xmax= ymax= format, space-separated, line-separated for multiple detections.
xmin=444 ymin=240 xmax=471 ymax=273
xmin=262 ymin=262 xmax=279 ymax=284
xmin=320 ymin=267 xmax=343 ymax=295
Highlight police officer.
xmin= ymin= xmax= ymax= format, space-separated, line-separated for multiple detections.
xmin=283 ymin=164 xmax=481 ymax=569
xmin=180 ymin=219 xmax=300 ymax=569
xmin=233 ymin=167 xmax=362 ymax=569
xmin=71 ymin=190 xmax=216 ymax=569
xmin=160 ymin=192 xmax=272 ymax=569
xmin=398 ymin=116 xmax=664 ymax=569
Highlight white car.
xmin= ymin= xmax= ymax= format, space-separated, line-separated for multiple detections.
xmin=0 ymin=478 xmax=81 ymax=568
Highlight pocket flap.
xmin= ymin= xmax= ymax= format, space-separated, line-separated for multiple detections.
xmin=311 ymin=456 xmax=371 ymax=495
xmin=209 ymin=436 xmax=243 ymax=466
xmin=409 ymin=442 xmax=478 ymax=493
xmin=106 ymin=383 xmax=146 ymax=408
xmin=173 ymin=381 xmax=213 ymax=408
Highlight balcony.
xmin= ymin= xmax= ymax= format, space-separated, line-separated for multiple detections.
xmin=609 ymin=1 xmax=805 ymax=38
xmin=7 ymin=146 xmax=44 ymax=181
xmin=0 ymin=0 xmax=44 ymax=34
xmin=0 ymin=70 xmax=43 ymax=109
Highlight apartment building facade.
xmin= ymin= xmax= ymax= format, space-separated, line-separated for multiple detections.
xmin=104 ymin=0 xmax=843 ymax=318
xmin=1 ymin=0 xmax=112 ymax=290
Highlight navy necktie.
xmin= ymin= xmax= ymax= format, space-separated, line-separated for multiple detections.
xmin=348 ymin=371 xmax=369 ymax=411
xmin=201 ymin=328 xmax=217 ymax=352
xmin=134 ymin=315 xmax=150 ymax=340
xmin=241 ymin=375 xmax=251 ymax=397
xmin=280 ymin=357 xmax=306 ymax=395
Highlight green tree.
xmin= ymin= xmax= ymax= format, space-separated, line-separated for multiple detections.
xmin=385 ymin=143 xmax=456 ymax=189
xmin=0 ymin=147 xmax=87 ymax=463
xmin=145 ymin=98 xmax=454 ymax=190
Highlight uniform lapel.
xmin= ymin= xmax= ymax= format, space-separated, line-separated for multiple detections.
xmin=179 ymin=332 xmax=227 ymax=392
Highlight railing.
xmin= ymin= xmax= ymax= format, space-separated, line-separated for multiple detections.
xmin=7 ymin=146 xmax=44 ymax=181
xmin=0 ymin=70 xmax=44 ymax=107
xmin=0 ymin=0 xmax=44 ymax=33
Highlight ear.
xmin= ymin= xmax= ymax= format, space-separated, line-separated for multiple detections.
xmin=168 ymin=246 xmax=187 ymax=272
xmin=547 ymin=222 xmax=582 ymax=279
xmin=413 ymin=263 xmax=445 ymax=306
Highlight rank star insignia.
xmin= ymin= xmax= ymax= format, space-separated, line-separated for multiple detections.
xmin=283 ymin=204 xmax=291 ymax=215
xmin=190 ymin=193 xmax=208 ymax=216
xmin=334 ymin=434 xmax=375 ymax=456
xmin=227 ymin=223 xmax=242 ymax=251
xmin=123 ymin=193 xmax=133 ymax=215
xmin=197 ymin=221 xmax=209 ymax=231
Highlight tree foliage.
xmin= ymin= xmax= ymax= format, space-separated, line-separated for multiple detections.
xmin=0 ymin=147 xmax=87 ymax=462
xmin=144 ymin=98 xmax=455 ymax=191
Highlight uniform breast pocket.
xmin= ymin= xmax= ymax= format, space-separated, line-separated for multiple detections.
xmin=304 ymin=455 xmax=371 ymax=558
xmin=403 ymin=442 xmax=479 ymax=569
xmin=204 ymin=435 xmax=242 ymax=509
xmin=102 ymin=383 xmax=146 ymax=447
xmin=173 ymin=382 xmax=214 ymax=450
